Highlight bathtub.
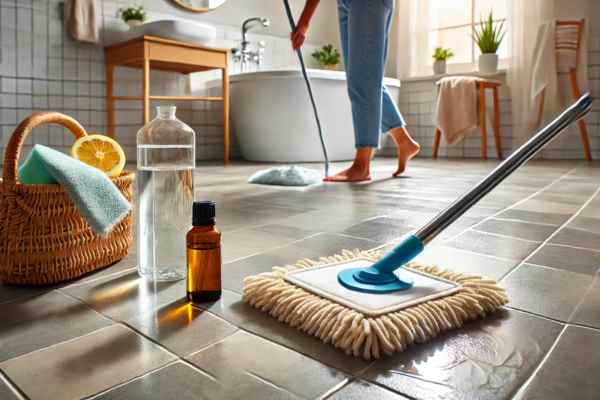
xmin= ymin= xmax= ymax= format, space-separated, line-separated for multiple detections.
xmin=230 ymin=69 xmax=401 ymax=162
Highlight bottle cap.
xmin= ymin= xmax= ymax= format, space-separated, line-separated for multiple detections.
xmin=193 ymin=201 xmax=216 ymax=226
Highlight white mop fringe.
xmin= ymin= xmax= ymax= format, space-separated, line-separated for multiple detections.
xmin=242 ymin=249 xmax=508 ymax=360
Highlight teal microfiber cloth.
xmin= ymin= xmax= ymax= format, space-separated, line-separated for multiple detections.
xmin=18 ymin=144 xmax=131 ymax=236
xmin=248 ymin=165 xmax=321 ymax=186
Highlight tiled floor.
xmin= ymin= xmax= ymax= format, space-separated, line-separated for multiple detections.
xmin=1 ymin=158 xmax=600 ymax=400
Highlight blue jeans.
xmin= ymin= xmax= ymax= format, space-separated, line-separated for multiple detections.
xmin=337 ymin=0 xmax=406 ymax=148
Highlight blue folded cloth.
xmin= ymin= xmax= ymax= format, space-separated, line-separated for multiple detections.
xmin=18 ymin=144 xmax=131 ymax=236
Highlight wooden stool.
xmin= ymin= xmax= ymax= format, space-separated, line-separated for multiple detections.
xmin=105 ymin=36 xmax=231 ymax=163
xmin=433 ymin=80 xmax=502 ymax=160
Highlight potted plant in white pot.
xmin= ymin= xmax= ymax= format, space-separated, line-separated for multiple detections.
xmin=473 ymin=11 xmax=505 ymax=74
xmin=432 ymin=47 xmax=453 ymax=75
xmin=119 ymin=5 xmax=146 ymax=29
xmin=311 ymin=44 xmax=341 ymax=71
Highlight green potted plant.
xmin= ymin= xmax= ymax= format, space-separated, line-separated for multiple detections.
xmin=311 ymin=44 xmax=341 ymax=70
xmin=472 ymin=10 xmax=505 ymax=74
xmin=432 ymin=47 xmax=453 ymax=75
xmin=119 ymin=5 xmax=146 ymax=29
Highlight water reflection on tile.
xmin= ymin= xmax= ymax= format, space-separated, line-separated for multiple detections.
xmin=62 ymin=270 xmax=187 ymax=321
xmin=363 ymin=310 xmax=563 ymax=400
xmin=127 ymin=299 xmax=238 ymax=357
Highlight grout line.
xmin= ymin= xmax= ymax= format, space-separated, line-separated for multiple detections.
xmin=566 ymin=270 xmax=600 ymax=324
xmin=319 ymin=377 xmax=353 ymax=400
xmin=510 ymin=324 xmax=568 ymax=400
xmin=500 ymin=184 xmax=600 ymax=283
xmin=468 ymin=228 xmax=541 ymax=244
xmin=489 ymin=216 xmax=560 ymax=227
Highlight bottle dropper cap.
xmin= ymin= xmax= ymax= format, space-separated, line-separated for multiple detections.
xmin=193 ymin=201 xmax=216 ymax=226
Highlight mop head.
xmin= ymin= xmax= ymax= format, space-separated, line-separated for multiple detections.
xmin=248 ymin=165 xmax=321 ymax=186
xmin=243 ymin=249 xmax=508 ymax=360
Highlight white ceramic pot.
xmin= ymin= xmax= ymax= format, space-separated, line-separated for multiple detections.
xmin=126 ymin=19 xmax=143 ymax=29
xmin=433 ymin=60 xmax=446 ymax=75
xmin=478 ymin=53 xmax=499 ymax=74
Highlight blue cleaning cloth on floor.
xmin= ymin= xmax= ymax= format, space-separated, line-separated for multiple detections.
xmin=18 ymin=145 xmax=131 ymax=236
xmin=248 ymin=165 xmax=321 ymax=186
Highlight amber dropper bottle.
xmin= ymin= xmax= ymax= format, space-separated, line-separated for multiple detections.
xmin=187 ymin=201 xmax=222 ymax=302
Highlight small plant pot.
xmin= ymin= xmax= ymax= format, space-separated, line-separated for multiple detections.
xmin=433 ymin=60 xmax=446 ymax=75
xmin=478 ymin=53 xmax=499 ymax=74
xmin=321 ymin=64 xmax=339 ymax=71
xmin=126 ymin=19 xmax=143 ymax=29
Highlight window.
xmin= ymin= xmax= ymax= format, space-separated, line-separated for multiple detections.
xmin=428 ymin=0 xmax=509 ymax=69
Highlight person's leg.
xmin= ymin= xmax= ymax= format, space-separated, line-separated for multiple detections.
xmin=379 ymin=3 xmax=420 ymax=176
xmin=325 ymin=0 xmax=391 ymax=182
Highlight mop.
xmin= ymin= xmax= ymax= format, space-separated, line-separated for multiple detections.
xmin=248 ymin=0 xmax=330 ymax=186
xmin=243 ymin=94 xmax=592 ymax=359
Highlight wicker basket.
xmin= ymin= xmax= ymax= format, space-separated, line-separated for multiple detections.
xmin=0 ymin=112 xmax=134 ymax=285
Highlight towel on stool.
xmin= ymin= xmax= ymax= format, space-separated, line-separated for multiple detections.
xmin=18 ymin=145 xmax=131 ymax=236
xmin=435 ymin=77 xmax=479 ymax=145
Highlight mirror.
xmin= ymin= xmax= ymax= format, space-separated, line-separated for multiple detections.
xmin=171 ymin=0 xmax=227 ymax=13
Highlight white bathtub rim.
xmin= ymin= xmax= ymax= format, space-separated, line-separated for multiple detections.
xmin=229 ymin=69 xmax=401 ymax=87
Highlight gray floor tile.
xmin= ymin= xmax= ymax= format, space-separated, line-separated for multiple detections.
xmin=514 ymin=199 xmax=581 ymax=215
xmin=447 ymin=230 xmax=540 ymax=262
xmin=96 ymin=361 xmax=299 ymax=400
xmin=127 ymin=299 xmax=238 ymax=357
xmin=571 ymin=275 xmax=600 ymax=329
xmin=411 ymin=245 xmax=519 ymax=281
xmin=569 ymin=215 xmax=600 ymax=235
xmin=328 ymin=380 xmax=408 ymax=399
xmin=62 ymin=270 xmax=187 ymax=322
xmin=363 ymin=309 xmax=563 ymax=400
xmin=0 ymin=325 xmax=175 ymax=400
xmin=0 ymin=290 xmax=112 ymax=362
xmin=475 ymin=218 xmax=557 ymax=242
xmin=495 ymin=209 xmax=569 ymax=226
xmin=515 ymin=326 xmax=600 ymax=400
xmin=0 ymin=284 xmax=52 ymax=305
xmin=502 ymin=264 xmax=594 ymax=321
xmin=342 ymin=216 xmax=416 ymax=243
xmin=526 ymin=244 xmax=600 ymax=276
xmin=198 ymin=289 xmax=370 ymax=374
xmin=222 ymin=224 xmax=316 ymax=263
xmin=188 ymin=330 xmax=347 ymax=399
xmin=549 ymin=227 xmax=600 ymax=251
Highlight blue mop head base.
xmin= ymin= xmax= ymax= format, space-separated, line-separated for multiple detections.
xmin=248 ymin=165 xmax=321 ymax=186
xmin=337 ymin=234 xmax=424 ymax=294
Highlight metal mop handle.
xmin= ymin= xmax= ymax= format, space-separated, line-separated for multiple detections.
xmin=415 ymin=92 xmax=593 ymax=245
xmin=365 ymin=93 xmax=593 ymax=277
xmin=283 ymin=0 xmax=330 ymax=177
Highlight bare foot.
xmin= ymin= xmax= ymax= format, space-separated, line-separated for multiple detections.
xmin=323 ymin=165 xmax=371 ymax=182
xmin=390 ymin=127 xmax=420 ymax=177
xmin=324 ymin=148 xmax=373 ymax=182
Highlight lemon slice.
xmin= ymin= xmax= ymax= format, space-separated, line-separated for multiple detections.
xmin=71 ymin=134 xmax=126 ymax=177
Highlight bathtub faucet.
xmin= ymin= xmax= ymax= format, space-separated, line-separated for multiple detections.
xmin=232 ymin=17 xmax=270 ymax=71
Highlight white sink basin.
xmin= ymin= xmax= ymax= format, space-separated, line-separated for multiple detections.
xmin=126 ymin=19 xmax=217 ymax=45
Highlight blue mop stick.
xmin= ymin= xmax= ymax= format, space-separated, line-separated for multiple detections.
xmin=282 ymin=0 xmax=330 ymax=177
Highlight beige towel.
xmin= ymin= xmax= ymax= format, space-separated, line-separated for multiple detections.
xmin=435 ymin=77 xmax=478 ymax=145
xmin=67 ymin=0 xmax=98 ymax=44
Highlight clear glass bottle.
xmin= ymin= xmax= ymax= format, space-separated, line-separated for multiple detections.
xmin=137 ymin=106 xmax=195 ymax=281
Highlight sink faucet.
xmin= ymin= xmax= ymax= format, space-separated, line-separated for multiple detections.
xmin=232 ymin=17 xmax=270 ymax=71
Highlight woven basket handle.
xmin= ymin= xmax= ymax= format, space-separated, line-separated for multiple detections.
xmin=2 ymin=112 xmax=88 ymax=184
